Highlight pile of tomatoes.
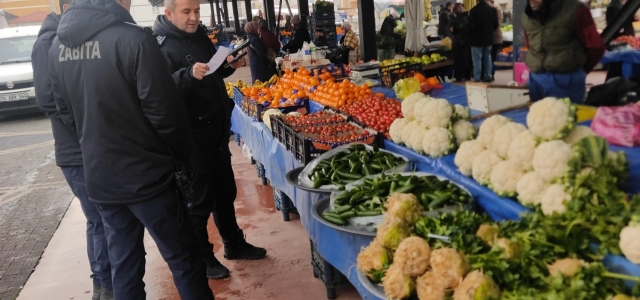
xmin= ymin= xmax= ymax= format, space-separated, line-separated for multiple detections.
xmin=314 ymin=131 xmax=373 ymax=145
xmin=613 ymin=36 xmax=640 ymax=49
xmin=284 ymin=111 xmax=345 ymax=127
xmin=340 ymin=95 xmax=403 ymax=136
xmin=297 ymin=123 xmax=360 ymax=136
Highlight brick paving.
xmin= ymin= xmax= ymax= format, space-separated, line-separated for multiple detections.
xmin=0 ymin=114 xmax=73 ymax=300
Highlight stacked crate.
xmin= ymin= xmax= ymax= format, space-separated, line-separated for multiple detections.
xmin=311 ymin=3 xmax=338 ymax=48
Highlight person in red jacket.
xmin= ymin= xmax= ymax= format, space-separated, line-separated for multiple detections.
xmin=522 ymin=0 xmax=605 ymax=103
xmin=259 ymin=24 xmax=280 ymax=62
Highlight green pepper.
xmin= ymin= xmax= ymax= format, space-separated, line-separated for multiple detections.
xmin=428 ymin=197 xmax=448 ymax=209
xmin=322 ymin=213 xmax=346 ymax=225
xmin=335 ymin=192 xmax=352 ymax=203
xmin=362 ymin=164 xmax=372 ymax=176
xmin=385 ymin=156 xmax=394 ymax=169
xmin=350 ymin=162 xmax=362 ymax=173
xmin=333 ymin=205 xmax=352 ymax=214
xmin=312 ymin=178 xmax=328 ymax=188
xmin=357 ymin=210 xmax=383 ymax=217
xmin=389 ymin=181 xmax=398 ymax=193
xmin=393 ymin=184 xmax=415 ymax=194
xmin=339 ymin=210 xmax=356 ymax=219
xmin=337 ymin=170 xmax=362 ymax=180
xmin=371 ymin=162 xmax=383 ymax=171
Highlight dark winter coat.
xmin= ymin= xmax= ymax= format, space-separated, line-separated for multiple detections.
xmin=438 ymin=10 xmax=452 ymax=37
xmin=32 ymin=12 xmax=83 ymax=167
xmin=380 ymin=15 xmax=397 ymax=36
xmin=451 ymin=12 xmax=471 ymax=46
xmin=247 ymin=33 xmax=276 ymax=83
xmin=468 ymin=1 xmax=499 ymax=47
xmin=152 ymin=15 xmax=236 ymax=175
xmin=282 ymin=24 xmax=311 ymax=53
xmin=49 ymin=0 xmax=192 ymax=204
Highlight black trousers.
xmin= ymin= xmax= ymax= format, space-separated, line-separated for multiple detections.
xmin=188 ymin=147 xmax=241 ymax=263
xmin=97 ymin=187 xmax=213 ymax=300
xmin=453 ymin=41 xmax=472 ymax=80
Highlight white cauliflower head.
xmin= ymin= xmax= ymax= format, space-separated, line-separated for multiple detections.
xmin=390 ymin=118 xmax=410 ymax=144
xmin=516 ymin=172 xmax=549 ymax=205
xmin=527 ymin=97 xmax=577 ymax=140
xmin=409 ymin=127 xmax=430 ymax=153
xmin=562 ymin=125 xmax=596 ymax=145
xmin=418 ymin=98 xmax=454 ymax=129
xmin=453 ymin=120 xmax=477 ymax=146
xmin=401 ymin=120 xmax=422 ymax=147
xmin=619 ymin=220 xmax=640 ymax=264
xmin=492 ymin=122 xmax=527 ymax=159
xmin=453 ymin=104 xmax=471 ymax=121
xmin=413 ymin=97 xmax=433 ymax=122
xmin=489 ymin=160 xmax=525 ymax=198
xmin=402 ymin=93 xmax=427 ymax=120
xmin=508 ymin=130 xmax=537 ymax=171
xmin=422 ymin=127 xmax=455 ymax=158
xmin=540 ymin=184 xmax=571 ymax=215
xmin=472 ymin=150 xmax=503 ymax=185
xmin=455 ymin=140 xmax=486 ymax=176
xmin=477 ymin=115 xmax=512 ymax=149
xmin=533 ymin=140 xmax=574 ymax=182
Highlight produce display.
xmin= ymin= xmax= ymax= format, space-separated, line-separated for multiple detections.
xmin=340 ymin=94 xmax=403 ymax=137
xmin=322 ymin=174 xmax=473 ymax=225
xmin=282 ymin=110 xmax=345 ymax=127
xmin=308 ymin=77 xmax=374 ymax=108
xmin=379 ymin=55 xmax=447 ymax=68
xmin=307 ymin=144 xmax=406 ymax=188
xmin=357 ymin=194 xmax=640 ymax=300
xmin=454 ymin=97 xmax=639 ymax=264
xmin=239 ymin=73 xmax=306 ymax=108
xmin=613 ymin=36 xmax=640 ymax=49
xmin=501 ymin=24 xmax=513 ymax=32
xmin=389 ymin=92 xmax=475 ymax=158
xmin=225 ymin=79 xmax=250 ymax=97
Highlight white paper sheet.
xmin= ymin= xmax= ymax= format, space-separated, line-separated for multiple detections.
xmin=205 ymin=46 xmax=231 ymax=76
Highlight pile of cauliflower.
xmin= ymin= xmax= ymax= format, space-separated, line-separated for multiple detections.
xmin=454 ymin=97 xmax=628 ymax=215
xmin=389 ymin=92 xmax=477 ymax=158
xmin=357 ymin=193 xmax=500 ymax=300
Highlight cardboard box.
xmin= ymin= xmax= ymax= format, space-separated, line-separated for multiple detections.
xmin=466 ymin=82 xmax=530 ymax=113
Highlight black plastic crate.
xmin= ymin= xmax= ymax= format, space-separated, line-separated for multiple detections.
xmin=378 ymin=61 xmax=424 ymax=88
xmin=314 ymin=19 xmax=337 ymax=27
xmin=313 ymin=3 xmax=335 ymax=14
xmin=241 ymin=97 xmax=310 ymax=122
xmin=313 ymin=12 xmax=336 ymax=20
xmin=273 ymin=187 xmax=297 ymax=221
xmin=310 ymin=239 xmax=350 ymax=300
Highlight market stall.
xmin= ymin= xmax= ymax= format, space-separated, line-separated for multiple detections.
xmin=229 ymin=70 xmax=640 ymax=299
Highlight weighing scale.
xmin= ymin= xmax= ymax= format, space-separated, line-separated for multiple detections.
xmin=349 ymin=62 xmax=381 ymax=80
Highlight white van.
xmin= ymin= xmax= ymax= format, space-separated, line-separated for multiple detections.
xmin=0 ymin=26 xmax=41 ymax=115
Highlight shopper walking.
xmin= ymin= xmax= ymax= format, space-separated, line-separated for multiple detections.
xmin=450 ymin=3 xmax=472 ymax=81
xmin=48 ymin=0 xmax=212 ymax=299
xmin=488 ymin=0 xmax=503 ymax=81
xmin=31 ymin=0 xmax=112 ymax=299
xmin=245 ymin=21 xmax=277 ymax=83
xmin=438 ymin=2 xmax=453 ymax=38
xmin=468 ymin=0 xmax=498 ymax=82
xmin=522 ymin=0 xmax=605 ymax=103
xmin=153 ymin=0 xmax=267 ymax=280
xmin=282 ymin=15 xmax=311 ymax=53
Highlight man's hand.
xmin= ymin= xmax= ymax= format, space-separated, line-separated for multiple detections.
xmin=227 ymin=55 xmax=244 ymax=69
xmin=192 ymin=62 xmax=210 ymax=80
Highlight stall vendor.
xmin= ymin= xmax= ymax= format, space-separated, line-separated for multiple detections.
xmin=340 ymin=22 xmax=360 ymax=62
xmin=282 ymin=15 xmax=311 ymax=53
xmin=522 ymin=0 xmax=605 ymax=103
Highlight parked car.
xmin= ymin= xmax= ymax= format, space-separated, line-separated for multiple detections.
xmin=0 ymin=26 xmax=41 ymax=115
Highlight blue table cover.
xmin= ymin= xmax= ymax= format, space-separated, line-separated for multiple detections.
xmin=230 ymin=83 xmax=640 ymax=299
xmin=600 ymin=50 xmax=640 ymax=78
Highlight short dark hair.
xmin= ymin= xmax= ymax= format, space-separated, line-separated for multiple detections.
xmin=59 ymin=0 xmax=73 ymax=12
xmin=446 ymin=2 xmax=453 ymax=7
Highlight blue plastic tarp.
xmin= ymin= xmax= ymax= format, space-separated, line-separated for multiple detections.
xmin=600 ymin=50 xmax=640 ymax=78
xmin=229 ymin=84 xmax=640 ymax=298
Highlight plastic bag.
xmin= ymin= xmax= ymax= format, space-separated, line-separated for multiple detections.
xmin=439 ymin=37 xmax=452 ymax=50
xmin=328 ymin=172 xmax=475 ymax=232
xmin=590 ymin=104 xmax=640 ymax=147
xmin=298 ymin=143 xmax=411 ymax=191
xmin=242 ymin=144 xmax=253 ymax=160
xmin=393 ymin=77 xmax=421 ymax=100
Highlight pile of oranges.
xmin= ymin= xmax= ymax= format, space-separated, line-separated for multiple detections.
xmin=239 ymin=66 xmax=372 ymax=109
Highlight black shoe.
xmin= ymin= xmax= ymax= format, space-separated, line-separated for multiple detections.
xmin=92 ymin=285 xmax=102 ymax=300
xmin=100 ymin=289 xmax=114 ymax=300
xmin=224 ymin=239 xmax=267 ymax=260
xmin=482 ymin=77 xmax=493 ymax=83
xmin=205 ymin=256 xmax=230 ymax=279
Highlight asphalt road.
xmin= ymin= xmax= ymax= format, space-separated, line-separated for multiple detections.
xmin=0 ymin=112 xmax=74 ymax=300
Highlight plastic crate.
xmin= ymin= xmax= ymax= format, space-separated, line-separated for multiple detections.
xmin=313 ymin=3 xmax=334 ymax=14
xmin=314 ymin=19 xmax=336 ymax=27
xmin=273 ymin=187 xmax=297 ymax=221
xmin=310 ymin=239 xmax=350 ymax=300
xmin=378 ymin=61 xmax=424 ymax=88
xmin=232 ymin=86 xmax=244 ymax=107
xmin=313 ymin=12 xmax=336 ymax=20
xmin=240 ymin=96 xmax=310 ymax=122
xmin=255 ymin=162 xmax=267 ymax=185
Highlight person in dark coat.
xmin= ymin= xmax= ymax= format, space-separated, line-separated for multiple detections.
xmin=468 ymin=0 xmax=499 ymax=82
xmin=48 ymin=0 xmax=213 ymax=298
xmin=450 ymin=3 xmax=472 ymax=81
xmin=379 ymin=14 xmax=397 ymax=36
xmin=259 ymin=23 xmax=281 ymax=62
xmin=245 ymin=21 xmax=276 ymax=83
xmin=438 ymin=2 xmax=453 ymax=37
xmin=31 ymin=1 xmax=112 ymax=299
xmin=153 ymin=0 xmax=266 ymax=281
xmin=282 ymin=15 xmax=311 ymax=53
xmin=606 ymin=0 xmax=636 ymax=38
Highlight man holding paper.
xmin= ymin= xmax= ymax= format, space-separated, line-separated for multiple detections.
xmin=153 ymin=0 xmax=267 ymax=281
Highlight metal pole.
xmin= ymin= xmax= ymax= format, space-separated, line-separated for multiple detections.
xmin=358 ymin=0 xmax=377 ymax=61
xmin=297 ymin=0 xmax=309 ymax=32
xmin=209 ymin=0 xmax=215 ymax=27
xmin=264 ymin=0 xmax=277 ymax=30
xmin=232 ymin=0 xmax=241 ymax=35
xmin=245 ymin=0 xmax=253 ymax=22
xmin=222 ymin=0 xmax=231 ymax=27
xmin=215 ymin=0 xmax=223 ymax=25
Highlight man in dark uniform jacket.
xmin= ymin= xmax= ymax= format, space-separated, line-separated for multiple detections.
xmin=153 ymin=0 xmax=267 ymax=280
xmin=48 ymin=0 xmax=213 ymax=298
